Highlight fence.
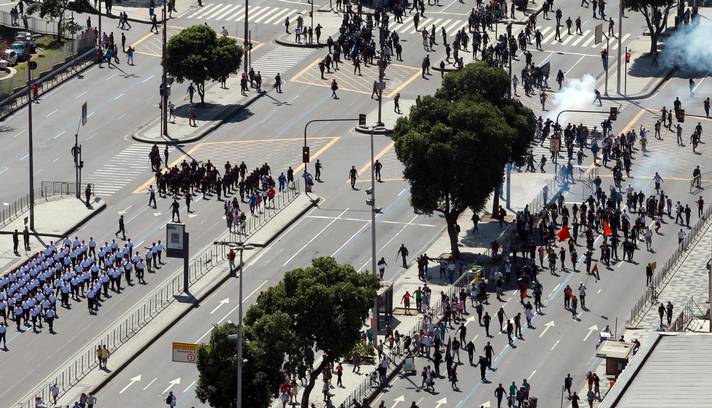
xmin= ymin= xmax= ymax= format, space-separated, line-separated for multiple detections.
xmin=628 ymin=203 xmax=712 ymax=327
xmin=0 ymin=36 xmax=97 ymax=118
xmin=668 ymin=296 xmax=708 ymax=332
xmin=14 ymin=182 xmax=302 ymax=408
xmin=0 ymin=10 xmax=59 ymax=35
xmin=337 ymin=267 xmax=482 ymax=407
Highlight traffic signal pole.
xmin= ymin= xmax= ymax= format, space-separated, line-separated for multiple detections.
xmin=162 ymin=0 xmax=168 ymax=136
xmin=303 ymin=117 xmax=364 ymax=193
xmin=616 ymin=0 xmax=623 ymax=94
xmin=26 ymin=61 xmax=35 ymax=230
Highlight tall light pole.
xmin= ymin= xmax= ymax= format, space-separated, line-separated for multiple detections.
xmin=26 ymin=61 xmax=35 ymax=230
xmin=236 ymin=242 xmax=244 ymax=408
xmin=616 ymin=0 xmax=623 ymax=94
xmin=369 ymin=126 xmax=377 ymax=276
xmin=161 ymin=0 xmax=168 ymax=136
xmin=243 ymin=0 xmax=249 ymax=74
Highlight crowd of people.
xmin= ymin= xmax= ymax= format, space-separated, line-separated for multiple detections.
xmin=0 ymin=236 xmax=162 ymax=350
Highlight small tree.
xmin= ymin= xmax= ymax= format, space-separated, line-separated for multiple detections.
xmin=27 ymin=0 xmax=91 ymax=41
xmin=164 ymin=25 xmax=243 ymax=104
xmin=245 ymin=257 xmax=380 ymax=408
xmin=624 ymin=0 xmax=675 ymax=55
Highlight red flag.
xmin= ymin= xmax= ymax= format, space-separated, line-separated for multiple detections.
xmin=557 ymin=224 xmax=571 ymax=241
xmin=603 ymin=220 xmax=612 ymax=237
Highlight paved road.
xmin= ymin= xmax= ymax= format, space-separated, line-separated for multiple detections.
xmin=2 ymin=0 xmax=702 ymax=405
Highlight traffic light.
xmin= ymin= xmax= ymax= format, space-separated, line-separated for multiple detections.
xmin=625 ymin=51 xmax=631 ymax=64
xmin=609 ymin=106 xmax=618 ymax=121
xmin=676 ymin=109 xmax=685 ymax=123
xmin=302 ymin=146 xmax=310 ymax=163
xmin=365 ymin=188 xmax=374 ymax=206
xmin=358 ymin=113 xmax=367 ymax=127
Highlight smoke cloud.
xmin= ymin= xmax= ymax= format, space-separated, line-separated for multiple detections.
xmin=546 ymin=74 xmax=597 ymax=122
xmin=661 ymin=18 xmax=712 ymax=73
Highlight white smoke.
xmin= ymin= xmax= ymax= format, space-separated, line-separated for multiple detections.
xmin=546 ymin=74 xmax=597 ymax=122
xmin=661 ymin=18 xmax=712 ymax=73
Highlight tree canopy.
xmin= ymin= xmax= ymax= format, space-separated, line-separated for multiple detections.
xmin=195 ymin=257 xmax=380 ymax=408
xmin=164 ymin=24 xmax=243 ymax=104
xmin=393 ymin=62 xmax=536 ymax=256
xmin=624 ymin=0 xmax=676 ymax=55
xmin=27 ymin=0 xmax=91 ymax=40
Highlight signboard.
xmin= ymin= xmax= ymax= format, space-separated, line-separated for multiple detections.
xmin=594 ymin=23 xmax=603 ymax=45
xmin=172 ymin=342 xmax=199 ymax=363
xmin=81 ymin=102 xmax=87 ymax=126
xmin=166 ymin=223 xmax=185 ymax=258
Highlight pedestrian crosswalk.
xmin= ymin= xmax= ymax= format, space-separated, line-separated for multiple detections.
xmin=182 ymin=3 xmax=307 ymax=25
xmin=86 ymin=144 xmax=173 ymax=197
xmin=533 ymin=26 xmax=631 ymax=50
xmin=252 ymin=46 xmax=315 ymax=78
xmin=390 ymin=17 xmax=469 ymax=36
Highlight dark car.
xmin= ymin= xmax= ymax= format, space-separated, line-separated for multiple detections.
xmin=14 ymin=32 xmax=36 ymax=51
xmin=10 ymin=41 xmax=31 ymax=61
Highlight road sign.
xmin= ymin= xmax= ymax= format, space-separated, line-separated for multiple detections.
xmin=166 ymin=223 xmax=186 ymax=258
xmin=358 ymin=113 xmax=367 ymax=127
xmin=81 ymin=102 xmax=87 ymax=126
xmin=594 ymin=23 xmax=603 ymax=45
xmin=172 ymin=342 xmax=199 ymax=363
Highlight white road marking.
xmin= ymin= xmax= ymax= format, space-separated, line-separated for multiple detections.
xmin=528 ymin=369 xmax=536 ymax=379
xmin=113 ymin=92 xmax=125 ymax=101
xmin=75 ymin=91 xmax=88 ymax=99
xmin=283 ymin=208 xmax=348 ymax=266
xmin=143 ymin=377 xmax=157 ymax=390
xmin=142 ymin=74 xmax=156 ymax=83
xmin=52 ymin=130 xmax=66 ymax=140
xmin=183 ymin=380 xmax=196 ymax=393
xmin=46 ymin=109 xmax=58 ymax=117
xmin=13 ymin=130 xmax=25 ymax=138
xmin=551 ymin=339 xmax=560 ymax=350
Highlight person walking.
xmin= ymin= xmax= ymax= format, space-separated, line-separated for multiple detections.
xmin=148 ymin=185 xmax=157 ymax=208
xmin=115 ymin=215 xmax=126 ymax=240
xmin=171 ymin=198 xmax=181 ymax=222
xmin=396 ymin=244 xmax=409 ymax=267
xmin=331 ymin=79 xmax=339 ymax=98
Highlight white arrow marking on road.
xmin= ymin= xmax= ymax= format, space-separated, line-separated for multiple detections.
xmin=188 ymin=213 xmax=198 ymax=218
xmin=153 ymin=212 xmax=162 ymax=216
xmin=143 ymin=377 xmax=157 ymax=390
xmin=162 ymin=378 xmax=181 ymax=395
xmin=539 ymin=321 xmax=555 ymax=338
xmin=583 ymin=325 xmax=599 ymax=342
xmin=480 ymin=401 xmax=491 ymax=408
xmin=466 ymin=315 xmax=477 ymax=324
xmin=119 ymin=375 xmax=142 ymax=394
xmin=435 ymin=397 xmax=448 ymax=408
xmin=211 ymin=298 xmax=230 ymax=314
xmin=391 ymin=395 xmax=405 ymax=408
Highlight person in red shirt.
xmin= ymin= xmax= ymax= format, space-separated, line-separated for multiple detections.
xmin=401 ymin=291 xmax=412 ymax=315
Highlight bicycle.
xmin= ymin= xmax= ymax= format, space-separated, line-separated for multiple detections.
xmin=649 ymin=284 xmax=658 ymax=305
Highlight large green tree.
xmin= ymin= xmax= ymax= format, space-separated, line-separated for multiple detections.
xmin=436 ymin=62 xmax=537 ymax=214
xmin=164 ymin=24 xmax=243 ymax=104
xmin=394 ymin=63 xmax=536 ymax=256
xmin=246 ymin=257 xmax=379 ymax=408
xmin=196 ymin=257 xmax=379 ymax=408
xmin=624 ymin=0 xmax=675 ymax=55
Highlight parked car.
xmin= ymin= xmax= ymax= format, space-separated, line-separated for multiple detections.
xmin=0 ymin=50 xmax=18 ymax=68
xmin=10 ymin=41 xmax=31 ymax=61
xmin=14 ymin=32 xmax=36 ymax=51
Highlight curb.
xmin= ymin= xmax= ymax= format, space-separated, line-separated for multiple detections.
xmin=354 ymin=125 xmax=392 ymax=135
xmin=274 ymin=38 xmax=326 ymax=48
xmin=73 ymin=194 xmax=320 ymax=400
xmin=604 ymin=68 xmax=676 ymax=101
xmin=131 ymin=89 xmax=268 ymax=145
xmin=0 ymin=198 xmax=106 ymax=238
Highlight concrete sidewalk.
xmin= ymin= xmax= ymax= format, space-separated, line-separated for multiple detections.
xmin=52 ymin=193 xmax=319 ymax=407
xmin=0 ymin=196 xmax=106 ymax=274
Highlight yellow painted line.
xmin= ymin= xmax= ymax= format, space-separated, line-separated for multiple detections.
xmin=295 ymin=136 xmax=341 ymax=174
xmin=387 ymin=69 xmax=420 ymax=98
xmin=132 ymin=31 xmax=156 ymax=48
xmin=136 ymin=51 xmax=162 ymax=58
xmin=290 ymin=57 xmax=321 ymax=83
xmin=620 ymin=107 xmax=646 ymax=134
xmin=132 ymin=137 xmax=340 ymax=193
xmin=289 ymin=78 xmax=373 ymax=96
xmin=354 ymin=176 xmax=404 ymax=183
xmin=356 ymin=141 xmax=395 ymax=176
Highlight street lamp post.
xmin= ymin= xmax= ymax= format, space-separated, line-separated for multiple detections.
xmin=243 ymin=0 xmax=249 ymax=74
xmin=616 ymin=0 xmax=623 ymax=94
xmin=161 ymin=1 xmax=168 ymax=136
xmin=236 ymin=242 xmax=244 ymax=408
xmin=26 ymin=62 xmax=35 ymax=230
xmin=369 ymin=126 xmax=377 ymax=276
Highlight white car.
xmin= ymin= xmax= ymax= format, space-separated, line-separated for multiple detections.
xmin=0 ymin=50 xmax=18 ymax=68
